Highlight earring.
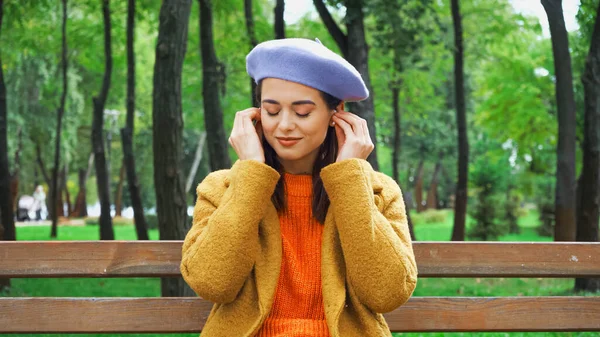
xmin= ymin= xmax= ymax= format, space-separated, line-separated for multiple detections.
xmin=330 ymin=121 xmax=335 ymax=127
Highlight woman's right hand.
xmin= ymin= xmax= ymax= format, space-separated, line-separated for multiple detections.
xmin=228 ymin=107 xmax=265 ymax=163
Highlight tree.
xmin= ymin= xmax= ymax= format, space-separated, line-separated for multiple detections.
xmin=92 ymin=0 xmax=115 ymax=240
xmin=120 ymin=0 xmax=149 ymax=240
xmin=450 ymin=0 xmax=468 ymax=241
xmin=70 ymin=154 xmax=93 ymax=217
xmin=313 ymin=0 xmax=379 ymax=170
xmin=244 ymin=0 xmax=259 ymax=106
xmin=575 ymin=0 xmax=600 ymax=292
xmin=200 ymin=0 xmax=231 ymax=171
xmin=542 ymin=0 xmax=577 ymax=241
xmin=152 ymin=0 xmax=194 ymax=297
xmin=274 ymin=0 xmax=285 ymax=39
xmin=426 ymin=160 xmax=442 ymax=209
xmin=50 ymin=0 xmax=68 ymax=238
xmin=0 ymin=0 xmax=16 ymax=292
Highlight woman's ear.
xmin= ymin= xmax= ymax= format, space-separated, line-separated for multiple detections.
xmin=336 ymin=102 xmax=345 ymax=112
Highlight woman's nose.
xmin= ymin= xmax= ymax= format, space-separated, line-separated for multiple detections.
xmin=278 ymin=111 xmax=295 ymax=130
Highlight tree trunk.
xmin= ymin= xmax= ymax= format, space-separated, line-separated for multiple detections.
xmin=153 ymin=0 xmax=194 ymax=297
xmin=54 ymin=167 xmax=65 ymax=219
xmin=92 ymin=0 xmax=114 ymax=240
xmin=0 ymin=0 xmax=15 ymax=292
xmin=121 ymin=128 xmax=149 ymax=240
xmin=63 ymin=166 xmax=72 ymax=216
xmin=114 ymin=160 xmax=125 ymax=217
xmin=426 ymin=160 xmax=442 ymax=210
xmin=450 ymin=0 xmax=468 ymax=241
xmin=50 ymin=0 xmax=68 ymax=238
xmin=71 ymin=167 xmax=88 ymax=217
xmin=344 ymin=0 xmax=378 ymax=170
xmin=313 ymin=0 xmax=379 ymax=170
xmin=185 ymin=131 xmax=206 ymax=194
xmin=244 ymin=0 xmax=259 ymax=107
xmin=10 ymin=127 xmax=22 ymax=211
xmin=575 ymin=1 xmax=600 ymax=293
xmin=274 ymin=0 xmax=285 ymax=39
xmin=542 ymin=0 xmax=577 ymax=241
xmin=391 ymin=85 xmax=400 ymax=183
xmin=390 ymin=80 xmax=415 ymax=239
xmin=36 ymin=143 xmax=54 ymax=220
xmin=121 ymin=0 xmax=149 ymax=241
xmin=414 ymin=159 xmax=424 ymax=212
xmin=200 ymin=0 xmax=231 ymax=171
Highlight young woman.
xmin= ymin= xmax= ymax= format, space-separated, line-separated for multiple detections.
xmin=181 ymin=38 xmax=417 ymax=337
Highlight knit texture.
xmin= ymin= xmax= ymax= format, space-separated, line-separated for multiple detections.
xmin=255 ymin=173 xmax=329 ymax=337
xmin=180 ymin=158 xmax=418 ymax=337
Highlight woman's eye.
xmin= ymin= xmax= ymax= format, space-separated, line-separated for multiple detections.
xmin=297 ymin=113 xmax=311 ymax=118
xmin=266 ymin=110 xmax=279 ymax=116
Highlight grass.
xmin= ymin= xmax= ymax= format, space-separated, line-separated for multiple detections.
xmin=2 ymin=209 xmax=599 ymax=337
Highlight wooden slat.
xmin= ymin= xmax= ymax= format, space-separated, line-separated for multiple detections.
xmin=0 ymin=241 xmax=182 ymax=277
xmin=387 ymin=296 xmax=600 ymax=332
xmin=0 ymin=297 xmax=598 ymax=332
xmin=0 ymin=241 xmax=599 ymax=277
xmin=413 ymin=241 xmax=600 ymax=277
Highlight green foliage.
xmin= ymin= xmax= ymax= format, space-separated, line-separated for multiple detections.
xmin=145 ymin=214 xmax=158 ymax=230
xmin=411 ymin=209 xmax=449 ymax=225
xmin=533 ymin=174 xmax=556 ymax=237
xmin=504 ymin=190 xmax=523 ymax=234
xmin=467 ymin=134 xmax=512 ymax=241
xmin=2 ymin=0 xmax=596 ymax=246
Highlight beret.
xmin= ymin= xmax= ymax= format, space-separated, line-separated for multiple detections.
xmin=246 ymin=38 xmax=369 ymax=102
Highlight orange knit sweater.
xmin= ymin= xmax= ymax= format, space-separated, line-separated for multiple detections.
xmin=255 ymin=172 xmax=330 ymax=337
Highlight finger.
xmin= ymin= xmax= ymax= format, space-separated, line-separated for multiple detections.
xmin=242 ymin=112 xmax=256 ymax=133
xmin=255 ymin=121 xmax=263 ymax=140
xmin=232 ymin=111 xmax=243 ymax=137
xmin=254 ymin=108 xmax=261 ymax=121
xmin=332 ymin=115 xmax=355 ymax=138
xmin=334 ymin=122 xmax=345 ymax=147
xmin=342 ymin=112 xmax=368 ymax=141
xmin=334 ymin=110 xmax=361 ymax=133
xmin=359 ymin=118 xmax=369 ymax=142
xmin=239 ymin=107 xmax=260 ymax=132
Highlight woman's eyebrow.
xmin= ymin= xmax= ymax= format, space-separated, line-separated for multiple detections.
xmin=292 ymin=100 xmax=316 ymax=106
xmin=261 ymin=99 xmax=316 ymax=106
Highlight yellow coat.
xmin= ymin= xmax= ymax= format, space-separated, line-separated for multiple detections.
xmin=180 ymin=158 xmax=418 ymax=336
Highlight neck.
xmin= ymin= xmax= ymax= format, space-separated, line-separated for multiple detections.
xmin=278 ymin=149 xmax=319 ymax=175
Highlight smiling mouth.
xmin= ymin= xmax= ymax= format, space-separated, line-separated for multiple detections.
xmin=277 ymin=137 xmax=302 ymax=146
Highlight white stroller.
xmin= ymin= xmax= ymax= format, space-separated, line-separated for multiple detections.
xmin=16 ymin=195 xmax=44 ymax=221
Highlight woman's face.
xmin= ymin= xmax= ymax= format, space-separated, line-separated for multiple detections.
xmin=260 ymin=78 xmax=335 ymax=170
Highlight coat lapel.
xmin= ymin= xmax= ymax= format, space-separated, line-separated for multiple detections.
xmin=320 ymin=166 xmax=385 ymax=336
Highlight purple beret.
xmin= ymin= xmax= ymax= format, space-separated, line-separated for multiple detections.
xmin=246 ymin=38 xmax=369 ymax=102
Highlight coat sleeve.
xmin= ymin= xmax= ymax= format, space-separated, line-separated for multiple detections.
xmin=320 ymin=158 xmax=418 ymax=313
xmin=180 ymin=159 xmax=280 ymax=304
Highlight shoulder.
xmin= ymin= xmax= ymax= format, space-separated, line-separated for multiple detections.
xmin=372 ymin=171 xmax=404 ymax=209
xmin=195 ymin=169 xmax=231 ymax=205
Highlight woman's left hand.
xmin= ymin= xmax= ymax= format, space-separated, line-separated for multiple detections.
xmin=332 ymin=110 xmax=375 ymax=162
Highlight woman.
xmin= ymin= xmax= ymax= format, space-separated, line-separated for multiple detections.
xmin=181 ymin=38 xmax=417 ymax=337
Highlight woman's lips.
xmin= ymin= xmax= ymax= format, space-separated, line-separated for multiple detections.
xmin=277 ymin=138 xmax=301 ymax=146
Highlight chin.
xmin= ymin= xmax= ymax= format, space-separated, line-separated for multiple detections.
xmin=273 ymin=148 xmax=307 ymax=161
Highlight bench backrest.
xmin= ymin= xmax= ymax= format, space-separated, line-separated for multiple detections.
xmin=0 ymin=241 xmax=599 ymax=333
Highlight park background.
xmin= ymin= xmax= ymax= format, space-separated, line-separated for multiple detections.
xmin=0 ymin=0 xmax=599 ymax=336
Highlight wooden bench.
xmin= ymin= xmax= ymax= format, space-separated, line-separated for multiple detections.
xmin=0 ymin=241 xmax=599 ymax=333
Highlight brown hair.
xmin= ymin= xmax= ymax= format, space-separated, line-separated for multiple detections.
xmin=255 ymin=80 xmax=341 ymax=224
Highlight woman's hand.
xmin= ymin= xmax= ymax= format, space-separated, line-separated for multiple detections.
xmin=332 ymin=110 xmax=375 ymax=162
xmin=228 ymin=107 xmax=265 ymax=163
